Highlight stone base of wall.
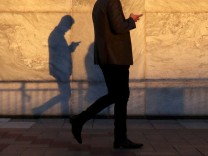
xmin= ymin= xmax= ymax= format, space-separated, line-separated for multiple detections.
xmin=1 ymin=80 xmax=208 ymax=117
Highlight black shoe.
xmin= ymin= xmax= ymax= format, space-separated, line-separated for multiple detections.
xmin=70 ymin=116 xmax=83 ymax=144
xmin=114 ymin=139 xmax=143 ymax=149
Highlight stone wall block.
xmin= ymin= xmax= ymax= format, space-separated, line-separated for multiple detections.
xmin=72 ymin=0 xmax=96 ymax=12
xmin=0 ymin=0 xmax=72 ymax=12
xmin=146 ymin=0 xmax=208 ymax=13
xmin=71 ymin=13 xmax=105 ymax=81
xmin=146 ymin=13 xmax=208 ymax=79
xmin=0 ymin=13 xmax=75 ymax=80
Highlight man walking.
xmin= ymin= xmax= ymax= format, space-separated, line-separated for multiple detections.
xmin=70 ymin=0 xmax=143 ymax=149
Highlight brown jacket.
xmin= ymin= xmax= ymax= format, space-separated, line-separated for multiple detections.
xmin=92 ymin=0 xmax=136 ymax=65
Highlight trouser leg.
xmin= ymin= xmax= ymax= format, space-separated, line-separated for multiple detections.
xmin=78 ymin=65 xmax=130 ymax=143
xmin=81 ymin=94 xmax=114 ymax=121
xmin=76 ymin=66 xmax=116 ymax=123
xmin=101 ymin=65 xmax=130 ymax=143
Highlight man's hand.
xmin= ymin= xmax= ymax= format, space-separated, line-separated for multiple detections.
xmin=130 ymin=13 xmax=143 ymax=22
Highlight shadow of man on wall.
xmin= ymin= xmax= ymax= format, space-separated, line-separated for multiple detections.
xmin=85 ymin=43 xmax=110 ymax=116
xmin=32 ymin=15 xmax=80 ymax=116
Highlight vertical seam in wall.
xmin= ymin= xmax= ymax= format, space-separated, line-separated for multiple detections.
xmin=144 ymin=0 xmax=147 ymax=117
xmin=70 ymin=0 xmax=74 ymax=81
xmin=144 ymin=1 xmax=147 ymax=80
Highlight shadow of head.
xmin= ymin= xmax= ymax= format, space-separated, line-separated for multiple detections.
xmin=58 ymin=15 xmax=75 ymax=33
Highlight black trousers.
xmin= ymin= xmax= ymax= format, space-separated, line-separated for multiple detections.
xmin=84 ymin=64 xmax=130 ymax=142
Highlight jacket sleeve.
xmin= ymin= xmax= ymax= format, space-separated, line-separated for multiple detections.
xmin=107 ymin=0 xmax=136 ymax=34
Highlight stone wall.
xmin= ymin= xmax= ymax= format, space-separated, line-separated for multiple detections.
xmin=0 ymin=0 xmax=208 ymax=116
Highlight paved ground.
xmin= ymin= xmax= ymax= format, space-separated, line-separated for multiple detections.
xmin=0 ymin=118 xmax=208 ymax=156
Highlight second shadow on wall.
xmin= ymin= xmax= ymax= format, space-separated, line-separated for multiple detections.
xmin=84 ymin=43 xmax=111 ymax=115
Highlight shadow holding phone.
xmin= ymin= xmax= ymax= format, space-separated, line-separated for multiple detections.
xmin=32 ymin=15 xmax=80 ymax=116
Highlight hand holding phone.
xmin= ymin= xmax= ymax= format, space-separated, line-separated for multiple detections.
xmin=130 ymin=13 xmax=143 ymax=22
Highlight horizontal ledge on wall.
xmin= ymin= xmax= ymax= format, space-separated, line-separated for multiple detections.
xmin=1 ymin=78 xmax=208 ymax=82
xmin=1 ymin=115 xmax=208 ymax=119
xmin=0 ymin=11 xmax=72 ymax=13
xmin=0 ymin=0 xmax=72 ymax=12
xmin=145 ymin=11 xmax=208 ymax=13
xmin=1 ymin=79 xmax=208 ymax=88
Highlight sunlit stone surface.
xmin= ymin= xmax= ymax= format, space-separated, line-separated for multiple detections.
xmin=72 ymin=0 xmax=95 ymax=12
xmin=0 ymin=0 xmax=72 ymax=12
xmin=0 ymin=0 xmax=208 ymax=116
xmin=0 ymin=13 xmax=73 ymax=80
xmin=146 ymin=13 xmax=208 ymax=79
xmin=146 ymin=0 xmax=208 ymax=12
xmin=122 ymin=0 xmax=146 ymax=79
